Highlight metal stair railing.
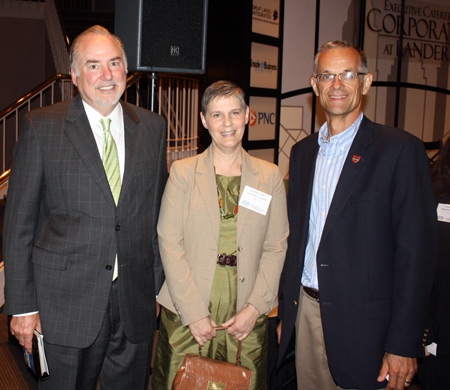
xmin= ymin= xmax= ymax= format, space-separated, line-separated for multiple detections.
xmin=0 ymin=74 xmax=74 ymax=173
xmin=0 ymin=72 xmax=199 ymax=177
xmin=158 ymin=75 xmax=199 ymax=169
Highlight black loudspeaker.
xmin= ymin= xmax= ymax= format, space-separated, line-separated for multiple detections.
xmin=115 ymin=0 xmax=208 ymax=74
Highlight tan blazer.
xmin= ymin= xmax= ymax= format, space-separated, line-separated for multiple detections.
xmin=157 ymin=146 xmax=289 ymax=326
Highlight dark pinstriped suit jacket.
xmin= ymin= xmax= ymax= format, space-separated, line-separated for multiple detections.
xmin=3 ymin=94 xmax=167 ymax=348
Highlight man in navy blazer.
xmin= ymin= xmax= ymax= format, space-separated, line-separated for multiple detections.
xmin=3 ymin=26 xmax=166 ymax=389
xmin=278 ymin=41 xmax=437 ymax=390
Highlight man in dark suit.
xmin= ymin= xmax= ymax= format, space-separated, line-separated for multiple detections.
xmin=277 ymin=41 xmax=437 ymax=390
xmin=3 ymin=25 xmax=166 ymax=389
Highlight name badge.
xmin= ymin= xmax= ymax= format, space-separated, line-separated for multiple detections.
xmin=239 ymin=185 xmax=272 ymax=216
xmin=437 ymin=203 xmax=450 ymax=223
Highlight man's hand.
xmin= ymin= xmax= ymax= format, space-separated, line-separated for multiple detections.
xmin=188 ymin=316 xmax=217 ymax=346
xmin=10 ymin=313 xmax=41 ymax=354
xmin=222 ymin=304 xmax=259 ymax=341
xmin=377 ymin=352 xmax=417 ymax=390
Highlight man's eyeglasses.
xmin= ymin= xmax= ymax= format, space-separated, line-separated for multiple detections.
xmin=314 ymin=71 xmax=367 ymax=84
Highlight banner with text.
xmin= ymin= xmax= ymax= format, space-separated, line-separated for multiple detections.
xmin=250 ymin=42 xmax=279 ymax=89
xmin=248 ymin=96 xmax=277 ymax=140
xmin=252 ymin=0 xmax=280 ymax=38
xmin=366 ymin=0 xmax=449 ymax=64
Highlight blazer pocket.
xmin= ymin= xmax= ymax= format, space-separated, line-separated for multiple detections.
xmin=364 ymin=297 xmax=391 ymax=319
xmin=350 ymin=191 xmax=384 ymax=203
xmin=31 ymin=246 xmax=69 ymax=271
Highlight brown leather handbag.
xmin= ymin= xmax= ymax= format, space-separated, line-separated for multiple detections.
xmin=172 ymin=329 xmax=252 ymax=390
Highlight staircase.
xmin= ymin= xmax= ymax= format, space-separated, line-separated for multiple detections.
xmin=55 ymin=0 xmax=115 ymax=45
xmin=0 ymin=1 xmax=200 ymax=299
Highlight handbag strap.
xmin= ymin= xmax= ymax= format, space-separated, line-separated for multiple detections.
xmin=197 ymin=326 xmax=243 ymax=365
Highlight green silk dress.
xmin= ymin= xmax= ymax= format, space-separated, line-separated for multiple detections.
xmin=152 ymin=174 xmax=268 ymax=390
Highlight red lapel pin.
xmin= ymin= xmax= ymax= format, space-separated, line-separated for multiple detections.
xmin=352 ymin=155 xmax=361 ymax=163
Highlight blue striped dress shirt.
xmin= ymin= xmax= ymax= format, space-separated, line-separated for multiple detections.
xmin=301 ymin=113 xmax=363 ymax=290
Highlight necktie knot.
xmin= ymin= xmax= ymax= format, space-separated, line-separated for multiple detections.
xmin=100 ymin=118 xmax=112 ymax=134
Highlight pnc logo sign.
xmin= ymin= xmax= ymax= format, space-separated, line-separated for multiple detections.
xmin=249 ymin=110 xmax=257 ymax=126
xmin=249 ymin=110 xmax=275 ymax=126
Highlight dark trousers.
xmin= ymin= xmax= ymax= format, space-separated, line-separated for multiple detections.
xmin=267 ymin=317 xmax=297 ymax=390
xmin=419 ymin=354 xmax=450 ymax=390
xmin=39 ymin=282 xmax=152 ymax=390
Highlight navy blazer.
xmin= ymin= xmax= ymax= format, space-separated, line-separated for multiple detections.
xmin=3 ymin=95 xmax=167 ymax=348
xmin=425 ymin=197 xmax=450 ymax=356
xmin=278 ymin=116 xmax=437 ymax=389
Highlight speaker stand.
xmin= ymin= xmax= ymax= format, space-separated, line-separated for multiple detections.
xmin=149 ymin=72 xmax=158 ymax=113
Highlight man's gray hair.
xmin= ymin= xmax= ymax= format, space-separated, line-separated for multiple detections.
xmin=70 ymin=25 xmax=128 ymax=75
xmin=313 ymin=40 xmax=368 ymax=74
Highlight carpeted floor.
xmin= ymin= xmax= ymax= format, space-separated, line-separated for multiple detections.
xmin=0 ymin=313 xmax=37 ymax=390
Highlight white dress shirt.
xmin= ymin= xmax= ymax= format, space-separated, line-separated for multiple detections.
xmin=82 ymin=100 xmax=125 ymax=182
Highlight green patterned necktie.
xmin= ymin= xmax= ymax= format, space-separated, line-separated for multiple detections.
xmin=100 ymin=118 xmax=121 ymax=205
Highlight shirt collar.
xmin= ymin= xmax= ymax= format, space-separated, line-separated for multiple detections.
xmin=318 ymin=112 xmax=363 ymax=151
xmin=82 ymin=100 xmax=122 ymax=125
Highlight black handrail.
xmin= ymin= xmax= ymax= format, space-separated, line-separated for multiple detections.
xmin=53 ymin=0 xmax=71 ymax=49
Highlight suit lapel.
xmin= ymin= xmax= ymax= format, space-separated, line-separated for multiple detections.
xmin=237 ymin=151 xmax=260 ymax=240
xmin=196 ymin=147 xmax=221 ymax=244
xmin=64 ymin=96 xmax=114 ymax=204
xmin=296 ymin=136 xmax=320 ymax=248
xmin=119 ymin=102 xmax=143 ymax=205
xmin=320 ymin=117 xmax=374 ymax=245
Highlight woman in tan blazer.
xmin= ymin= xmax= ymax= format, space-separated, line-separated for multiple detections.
xmin=152 ymin=81 xmax=289 ymax=390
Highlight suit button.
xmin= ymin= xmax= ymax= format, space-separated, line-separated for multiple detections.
xmin=237 ymin=246 xmax=242 ymax=252
xmin=115 ymin=225 xmax=121 ymax=231
xmin=239 ymin=278 xmax=245 ymax=283
xmin=294 ymin=300 xmax=298 ymax=306
xmin=106 ymin=265 xmax=112 ymax=271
